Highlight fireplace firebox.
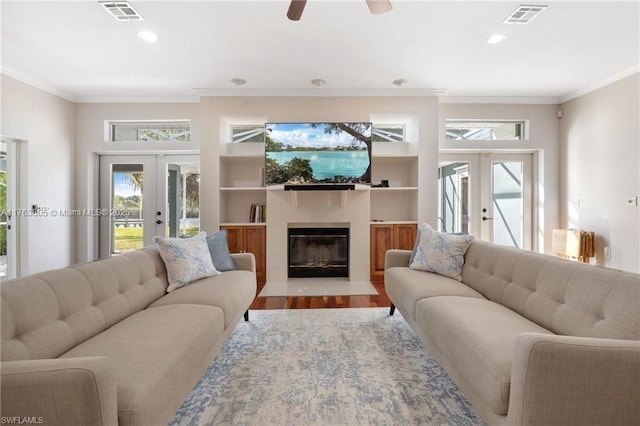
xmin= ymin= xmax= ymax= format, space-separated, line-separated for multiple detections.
xmin=288 ymin=228 xmax=349 ymax=278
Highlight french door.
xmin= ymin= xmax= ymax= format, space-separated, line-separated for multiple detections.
xmin=99 ymin=155 xmax=200 ymax=257
xmin=0 ymin=138 xmax=18 ymax=279
xmin=438 ymin=153 xmax=533 ymax=250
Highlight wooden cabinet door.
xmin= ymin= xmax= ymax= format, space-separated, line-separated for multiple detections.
xmin=221 ymin=226 xmax=243 ymax=254
xmin=221 ymin=225 xmax=266 ymax=284
xmin=394 ymin=224 xmax=417 ymax=250
xmin=370 ymin=224 xmax=394 ymax=282
xmin=370 ymin=223 xmax=417 ymax=282
xmin=244 ymin=226 xmax=266 ymax=283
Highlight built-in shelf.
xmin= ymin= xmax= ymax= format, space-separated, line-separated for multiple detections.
xmin=370 ymin=186 xmax=418 ymax=191
xmin=220 ymin=222 xmax=267 ymax=227
xmin=220 ymin=187 xmax=266 ymax=191
xmin=372 ymin=154 xmax=418 ymax=159
xmin=219 ymin=154 xmax=264 ymax=161
xmin=370 ymin=220 xmax=418 ymax=224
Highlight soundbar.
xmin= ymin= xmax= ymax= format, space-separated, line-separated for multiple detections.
xmin=284 ymin=184 xmax=356 ymax=191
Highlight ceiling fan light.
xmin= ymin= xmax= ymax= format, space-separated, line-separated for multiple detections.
xmin=366 ymin=0 xmax=392 ymax=15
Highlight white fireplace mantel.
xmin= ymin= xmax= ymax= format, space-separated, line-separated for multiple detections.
xmin=268 ymin=184 xmax=369 ymax=208
xmin=265 ymin=187 xmax=371 ymax=283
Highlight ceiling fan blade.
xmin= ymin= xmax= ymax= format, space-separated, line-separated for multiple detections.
xmin=287 ymin=0 xmax=307 ymax=21
xmin=366 ymin=0 xmax=392 ymax=15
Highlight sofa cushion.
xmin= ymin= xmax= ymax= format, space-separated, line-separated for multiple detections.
xmin=462 ymin=240 xmax=640 ymax=340
xmin=1 ymin=248 xmax=168 ymax=362
xmin=385 ymin=267 xmax=484 ymax=322
xmin=410 ymin=225 xmax=473 ymax=280
xmin=206 ymin=230 xmax=237 ymax=272
xmin=60 ymin=304 xmax=224 ymax=426
xmin=415 ymin=296 xmax=553 ymax=416
xmin=154 ymin=231 xmax=220 ymax=292
xmin=149 ymin=270 xmax=256 ymax=329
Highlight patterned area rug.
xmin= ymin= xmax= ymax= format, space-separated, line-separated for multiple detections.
xmin=170 ymin=308 xmax=485 ymax=426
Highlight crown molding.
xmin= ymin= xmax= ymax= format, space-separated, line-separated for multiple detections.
xmin=4 ymin=64 xmax=638 ymax=105
xmin=2 ymin=66 xmax=77 ymax=103
xmin=559 ymin=64 xmax=640 ymax=104
xmin=74 ymin=95 xmax=200 ymax=104
xmin=193 ymin=87 xmax=447 ymax=98
xmin=439 ymin=96 xmax=560 ymax=105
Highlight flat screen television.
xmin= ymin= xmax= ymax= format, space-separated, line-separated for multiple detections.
xmin=264 ymin=122 xmax=372 ymax=186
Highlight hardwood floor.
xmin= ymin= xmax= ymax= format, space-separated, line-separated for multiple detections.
xmin=249 ymin=281 xmax=391 ymax=310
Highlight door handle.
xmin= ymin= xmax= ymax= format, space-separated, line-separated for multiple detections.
xmin=482 ymin=216 xmax=493 ymax=221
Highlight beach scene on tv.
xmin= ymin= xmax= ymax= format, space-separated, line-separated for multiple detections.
xmin=265 ymin=122 xmax=372 ymax=185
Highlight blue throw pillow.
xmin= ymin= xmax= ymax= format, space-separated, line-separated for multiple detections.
xmin=206 ymin=230 xmax=237 ymax=272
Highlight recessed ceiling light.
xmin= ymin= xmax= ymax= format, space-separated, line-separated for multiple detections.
xmin=137 ymin=31 xmax=158 ymax=43
xmin=230 ymin=78 xmax=247 ymax=86
xmin=392 ymin=78 xmax=407 ymax=87
xmin=310 ymin=79 xmax=326 ymax=87
xmin=487 ymin=34 xmax=506 ymax=44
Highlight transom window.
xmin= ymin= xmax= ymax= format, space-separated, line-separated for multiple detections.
xmin=108 ymin=120 xmax=191 ymax=142
xmin=446 ymin=120 xmax=526 ymax=141
xmin=228 ymin=123 xmax=407 ymax=143
xmin=372 ymin=124 xmax=405 ymax=142
xmin=230 ymin=125 xmax=265 ymax=143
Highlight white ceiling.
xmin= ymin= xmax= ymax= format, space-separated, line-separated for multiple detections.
xmin=1 ymin=0 xmax=638 ymax=103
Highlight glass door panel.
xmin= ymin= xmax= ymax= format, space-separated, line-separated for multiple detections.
xmin=438 ymin=161 xmax=470 ymax=234
xmin=0 ymin=139 xmax=18 ymax=280
xmin=481 ymin=154 xmax=532 ymax=250
xmin=160 ymin=158 xmax=200 ymax=238
xmin=111 ymin=164 xmax=145 ymax=254
xmin=491 ymin=161 xmax=524 ymax=248
xmin=100 ymin=156 xmax=157 ymax=257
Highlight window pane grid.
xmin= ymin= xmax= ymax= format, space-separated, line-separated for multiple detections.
xmin=110 ymin=121 xmax=191 ymax=142
xmin=231 ymin=125 xmax=265 ymax=143
xmin=446 ymin=120 xmax=524 ymax=141
xmin=372 ymin=124 xmax=405 ymax=142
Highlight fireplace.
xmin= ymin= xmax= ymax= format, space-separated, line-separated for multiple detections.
xmin=288 ymin=227 xmax=349 ymax=278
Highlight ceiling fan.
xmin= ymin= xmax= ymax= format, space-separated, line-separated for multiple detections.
xmin=287 ymin=0 xmax=392 ymax=21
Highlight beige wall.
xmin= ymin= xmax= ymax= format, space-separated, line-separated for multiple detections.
xmin=0 ymin=74 xmax=75 ymax=273
xmin=560 ymin=73 xmax=640 ymax=272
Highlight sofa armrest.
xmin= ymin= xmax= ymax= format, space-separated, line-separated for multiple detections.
xmin=231 ymin=252 xmax=256 ymax=273
xmin=1 ymin=356 xmax=118 ymax=426
xmin=385 ymin=249 xmax=412 ymax=269
xmin=507 ymin=333 xmax=640 ymax=426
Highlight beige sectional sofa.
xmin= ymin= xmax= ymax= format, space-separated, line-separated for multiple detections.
xmin=1 ymin=246 xmax=256 ymax=426
xmin=385 ymin=239 xmax=640 ymax=426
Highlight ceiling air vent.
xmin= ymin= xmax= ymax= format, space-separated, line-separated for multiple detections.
xmin=100 ymin=1 xmax=144 ymax=21
xmin=504 ymin=5 xmax=548 ymax=24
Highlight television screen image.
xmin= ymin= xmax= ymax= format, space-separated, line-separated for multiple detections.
xmin=265 ymin=122 xmax=372 ymax=186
